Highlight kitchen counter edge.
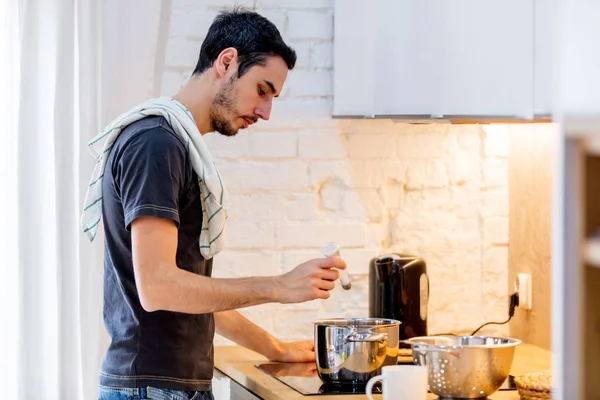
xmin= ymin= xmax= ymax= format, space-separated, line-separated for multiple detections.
xmin=213 ymin=344 xmax=552 ymax=400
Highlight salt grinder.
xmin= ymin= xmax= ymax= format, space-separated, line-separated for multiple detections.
xmin=322 ymin=241 xmax=351 ymax=290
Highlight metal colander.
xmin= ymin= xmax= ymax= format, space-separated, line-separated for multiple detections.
xmin=404 ymin=336 xmax=521 ymax=399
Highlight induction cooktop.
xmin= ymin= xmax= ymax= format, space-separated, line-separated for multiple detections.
xmin=255 ymin=359 xmax=517 ymax=396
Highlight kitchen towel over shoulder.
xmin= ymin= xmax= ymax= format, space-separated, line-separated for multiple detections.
xmin=81 ymin=97 xmax=229 ymax=259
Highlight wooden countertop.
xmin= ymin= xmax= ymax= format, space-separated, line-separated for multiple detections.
xmin=214 ymin=344 xmax=552 ymax=400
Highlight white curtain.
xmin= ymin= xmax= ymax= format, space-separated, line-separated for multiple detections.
xmin=0 ymin=0 xmax=164 ymax=398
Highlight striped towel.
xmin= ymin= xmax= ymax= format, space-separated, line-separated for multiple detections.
xmin=81 ymin=97 xmax=229 ymax=259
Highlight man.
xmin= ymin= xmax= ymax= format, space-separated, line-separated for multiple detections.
xmin=87 ymin=8 xmax=346 ymax=400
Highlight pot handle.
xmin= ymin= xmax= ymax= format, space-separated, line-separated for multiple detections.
xmin=345 ymin=332 xmax=388 ymax=343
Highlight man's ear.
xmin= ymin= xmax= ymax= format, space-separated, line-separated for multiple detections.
xmin=215 ymin=47 xmax=238 ymax=77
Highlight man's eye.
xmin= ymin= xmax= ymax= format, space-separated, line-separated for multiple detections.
xmin=258 ymin=87 xmax=266 ymax=96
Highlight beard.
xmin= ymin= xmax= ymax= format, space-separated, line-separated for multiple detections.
xmin=210 ymin=76 xmax=240 ymax=137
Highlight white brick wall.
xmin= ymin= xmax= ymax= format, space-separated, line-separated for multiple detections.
xmin=348 ymin=134 xmax=397 ymax=159
xmin=218 ymin=160 xmax=308 ymax=192
xmin=298 ymin=130 xmax=347 ymax=159
xmin=275 ymin=223 xmax=366 ymax=249
xmin=158 ymin=1 xmax=555 ymax=344
xmin=286 ymin=11 xmax=333 ymax=40
xmin=250 ymin=132 xmax=297 ymax=159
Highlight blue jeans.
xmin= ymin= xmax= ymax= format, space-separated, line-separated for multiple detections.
xmin=98 ymin=385 xmax=214 ymax=400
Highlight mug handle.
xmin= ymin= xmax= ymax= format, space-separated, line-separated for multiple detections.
xmin=365 ymin=374 xmax=384 ymax=400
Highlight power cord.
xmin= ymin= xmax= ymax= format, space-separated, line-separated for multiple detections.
xmin=469 ymin=292 xmax=519 ymax=336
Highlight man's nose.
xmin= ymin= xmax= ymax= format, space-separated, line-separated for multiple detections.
xmin=255 ymin=99 xmax=272 ymax=121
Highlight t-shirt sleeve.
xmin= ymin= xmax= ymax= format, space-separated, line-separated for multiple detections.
xmin=114 ymin=127 xmax=187 ymax=230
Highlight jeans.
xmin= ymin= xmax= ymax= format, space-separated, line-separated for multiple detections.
xmin=98 ymin=385 xmax=214 ymax=400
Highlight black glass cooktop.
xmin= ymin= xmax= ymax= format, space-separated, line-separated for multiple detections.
xmin=255 ymin=361 xmax=380 ymax=395
xmin=255 ymin=360 xmax=517 ymax=396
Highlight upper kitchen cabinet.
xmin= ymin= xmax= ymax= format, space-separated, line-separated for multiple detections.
xmin=333 ymin=0 xmax=552 ymax=120
xmin=555 ymin=0 xmax=600 ymax=122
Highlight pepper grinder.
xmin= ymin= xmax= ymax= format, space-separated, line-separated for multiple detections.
xmin=322 ymin=241 xmax=351 ymax=290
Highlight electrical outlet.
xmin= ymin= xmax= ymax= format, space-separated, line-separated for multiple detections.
xmin=514 ymin=273 xmax=533 ymax=310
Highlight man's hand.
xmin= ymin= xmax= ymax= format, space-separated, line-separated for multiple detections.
xmin=274 ymin=257 xmax=346 ymax=304
xmin=270 ymin=359 xmax=318 ymax=378
xmin=215 ymin=311 xmax=317 ymax=366
xmin=269 ymin=339 xmax=316 ymax=363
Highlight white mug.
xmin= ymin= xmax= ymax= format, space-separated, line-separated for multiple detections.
xmin=366 ymin=365 xmax=429 ymax=400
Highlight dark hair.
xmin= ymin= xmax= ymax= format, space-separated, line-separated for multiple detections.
xmin=193 ymin=7 xmax=296 ymax=77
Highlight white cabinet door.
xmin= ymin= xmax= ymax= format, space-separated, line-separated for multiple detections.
xmin=534 ymin=0 xmax=553 ymax=117
xmin=334 ymin=0 xmax=537 ymax=119
xmin=373 ymin=0 xmax=441 ymax=117
xmin=333 ymin=0 xmax=378 ymax=117
xmin=556 ymin=1 xmax=600 ymax=117
xmin=429 ymin=0 xmax=534 ymax=118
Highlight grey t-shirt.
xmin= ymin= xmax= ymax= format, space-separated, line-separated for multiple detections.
xmin=99 ymin=116 xmax=214 ymax=391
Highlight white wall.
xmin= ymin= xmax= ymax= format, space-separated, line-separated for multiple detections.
xmin=157 ymin=0 xmax=547 ymax=342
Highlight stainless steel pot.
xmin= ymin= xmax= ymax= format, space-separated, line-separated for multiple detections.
xmin=314 ymin=318 xmax=401 ymax=385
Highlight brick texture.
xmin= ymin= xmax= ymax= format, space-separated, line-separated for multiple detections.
xmin=275 ymin=223 xmax=366 ymax=249
xmin=157 ymin=2 xmax=555 ymax=343
xmin=250 ymin=131 xmax=297 ymax=159
xmin=298 ymin=130 xmax=347 ymax=159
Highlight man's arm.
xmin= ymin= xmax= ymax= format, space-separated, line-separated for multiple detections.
xmin=214 ymin=310 xmax=315 ymax=362
xmin=131 ymin=216 xmax=345 ymax=314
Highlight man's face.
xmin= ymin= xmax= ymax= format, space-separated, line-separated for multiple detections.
xmin=210 ymin=55 xmax=288 ymax=137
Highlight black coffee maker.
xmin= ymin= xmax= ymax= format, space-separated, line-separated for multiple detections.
xmin=369 ymin=254 xmax=429 ymax=340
